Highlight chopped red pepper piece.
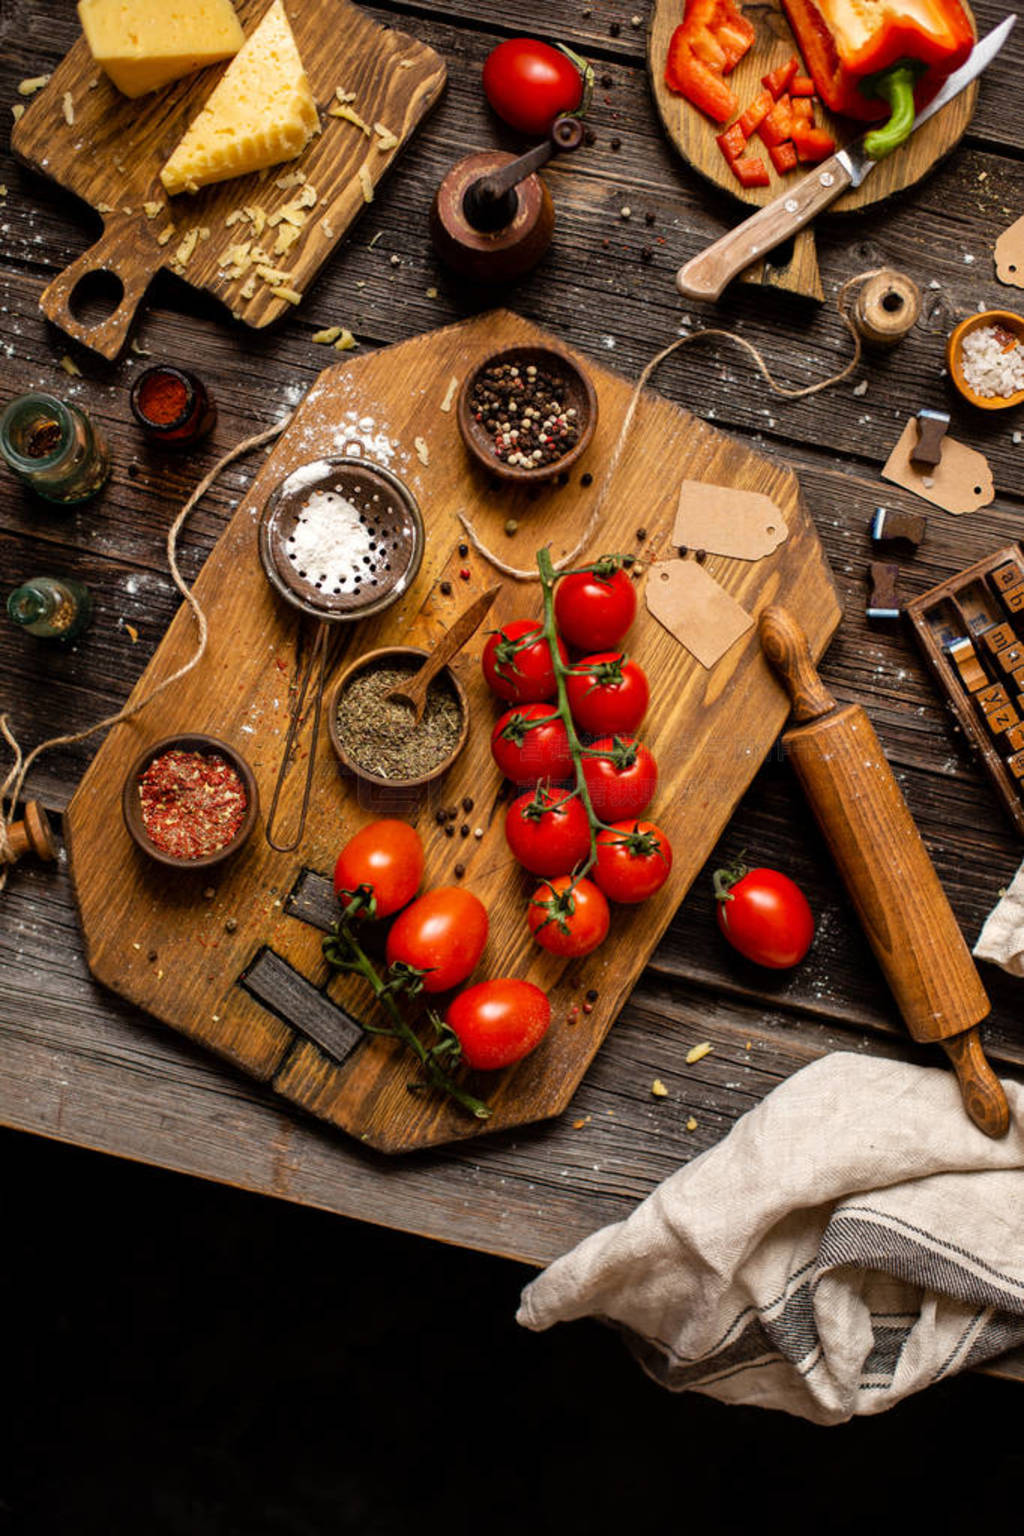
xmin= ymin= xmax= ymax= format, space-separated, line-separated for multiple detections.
xmin=664 ymin=0 xmax=755 ymax=123
xmin=762 ymin=55 xmax=799 ymax=98
xmin=758 ymin=94 xmax=794 ymax=147
xmin=791 ymin=121 xmax=837 ymax=161
xmin=737 ymin=88 xmax=773 ymax=136
xmin=731 ymin=154 xmax=771 ymax=188
xmin=791 ymin=95 xmax=814 ymax=121
xmin=768 ymin=139 xmax=799 ymax=174
xmin=791 ymin=74 xmax=816 ymax=95
xmin=716 ymin=120 xmax=748 ymax=163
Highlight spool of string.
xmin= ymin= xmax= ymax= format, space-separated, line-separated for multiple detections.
xmin=852 ymin=269 xmax=922 ymax=349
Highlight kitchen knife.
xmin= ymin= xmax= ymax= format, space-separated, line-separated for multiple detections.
xmin=760 ymin=605 xmax=1009 ymax=1139
xmin=676 ymin=16 xmax=1016 ymax=303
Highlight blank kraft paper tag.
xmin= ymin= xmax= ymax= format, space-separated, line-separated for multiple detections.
xmin=882 ymin=418 xmax=994 ymax=515
xmin=645 ymin=559 xmax=753 ymax=669
xmin=673 ymin=481 xmax=788 ymax=561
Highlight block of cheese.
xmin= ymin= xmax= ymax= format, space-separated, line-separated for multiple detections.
xmin=160 ymin=1 xmax=318 ymax=196
xmin=77 ymin=0 xmax=245 ymax=98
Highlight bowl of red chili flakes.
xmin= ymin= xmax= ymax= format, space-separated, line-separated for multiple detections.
xmin=123 ymin=734 xmax=259 ymax=870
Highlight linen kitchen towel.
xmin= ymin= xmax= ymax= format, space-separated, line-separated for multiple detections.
xmin=974 ymin=859 xmax=1024 ymax=975
xmin=517 ymin=1053 xmax=1024 ymax=1424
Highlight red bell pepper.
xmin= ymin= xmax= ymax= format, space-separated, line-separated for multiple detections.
xmin=737 ymin=88 xmax=773 ymax=136
xmin=716 ymin=121 xmax=748 ymax=162
xmin=791 ymin=95 xmax=814 ymax=120
xmin=768 ymin=139 xmax=799 ymax=174
xmin=731 ymin=154 xmax=771 ymax=187
xmin=665 ymin=0 xmax=756 ymax=124
xmin=791 ymin=75 xmax=816 ymax=95
xmin=780 ymin=0 xmax=974 ymax=157
xmin=758 ymin=94 xmax=794 ymax=146
xmin=762 ymin=56 xmax=799 ymax=98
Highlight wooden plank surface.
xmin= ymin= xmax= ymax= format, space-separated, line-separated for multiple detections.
xmin=10 ymin=0 xmax=445 ymax=355
xmin=64 ymin=310 xmax=838 ymax=1151
xmin=3 ymin=0 xmax=1024 ymax=1375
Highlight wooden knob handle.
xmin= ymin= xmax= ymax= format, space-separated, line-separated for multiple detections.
xmin=759 ymin=606 xmax=837 ymax=723
xmin=39 ymin=219 xmax=159 ymax=361
xmin=1 ymin=800 xmax=57 ymax=865
xmin=941 ymin=1029 xmax=1010 ymax=1139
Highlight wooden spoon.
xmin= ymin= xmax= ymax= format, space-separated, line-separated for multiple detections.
xmin=385 ymin=584 xmax=502 ymax=723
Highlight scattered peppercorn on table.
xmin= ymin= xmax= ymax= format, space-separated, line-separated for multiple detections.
xmin=2 ymin=0 xmax=1024 ymax=1381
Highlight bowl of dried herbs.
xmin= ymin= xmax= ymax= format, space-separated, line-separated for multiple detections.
xmin=328 ymin=647 xmax=469 ymax=789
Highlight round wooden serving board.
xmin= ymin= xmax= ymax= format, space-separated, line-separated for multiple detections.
xmin=649 ymin=0 xmax=978 ymax=300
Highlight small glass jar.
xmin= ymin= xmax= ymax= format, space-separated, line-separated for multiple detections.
xmin=7 ymin=576 xmax=93 ymax=641
xmin=129 ymin=365 xmax=217 ymax=447
xmin=0 ymin=392 xmax=111 ymax=505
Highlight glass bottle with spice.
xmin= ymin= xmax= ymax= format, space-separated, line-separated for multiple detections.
xmin=0 ymin=392 xmax=111 ymax=505
xmin=7 ymin=576 xmax=92 ymax=641
xmin=129 ymin=365 xmax=216 ymax=447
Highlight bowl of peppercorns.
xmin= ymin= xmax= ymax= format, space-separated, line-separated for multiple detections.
xmin=122 ymin=733 xmax=259 ymax=870
xmin=457 ymin=345 xmax=598 ymax=484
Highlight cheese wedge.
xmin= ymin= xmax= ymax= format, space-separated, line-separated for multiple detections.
xmin=78 ymin=0 xmax=245 ymax=99
xmin=160 ymin=1 xmax=318 ymax=196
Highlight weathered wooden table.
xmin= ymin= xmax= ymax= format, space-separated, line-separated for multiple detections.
xmin=3 ymin=0 xmax=1023 ymax=1374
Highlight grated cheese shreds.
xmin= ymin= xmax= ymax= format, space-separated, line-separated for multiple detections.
xmin=333 ymin=329 xmax=357 ymax=351
xmin=329 ymin=102 xmax=372 ymax=135
xmin=651 ymin=1079 xmax=669 ymax=1098
xmin=296 ymin=183 xmax=317 ymax=209
xmin=256 ymin=262 xmax=291 ymax=283
xmin=224 ymin=208 xmax=246 ymax=228
xmin=244 ymin=205 xmax=267 ymax=236
xmin=62 ymin=91 xmax=74 ymax=126
xmin=273 ymin=223 xmax=301 ymax=256
xmin=18 ymin=74 xmax=50 ymax=96
xmin=414 ymin=436 xmax=429 ymax=466
xmin=129 ymin=337 xmax=151 ymax=356
xmin=685 ymin=1042 xmax=713 ymax=1065
xmin=156 ymin=226 xmax=174 ymax=246
xmin=439 ymin=376 xmax=458 ymax=413
xmin=11 ymin=105 xmax=24 ymax=122
xmin=143 ymin=201 xmax=163 ymax=219
xmin=239 ymin=276 xmax=257 ymax=299
xmin=374 ymin=122 xmax=398 ymax=152
xmin=270 ymin=284 xmax=303 ymax=304
xmin=59 ymin=354 xmax=81 ymax=376
xmin=319 ymin=220 xmax=335 ymax=240
xmin=274 ymin=170 xmax=306 ymax=189
xmin=358 ymin=165 xmax=374 ymax=203
xmin=686 ymin=1116 xmax=698 ymax=1131
xmin=173 ymin=227 xmax=200 ymax=269
xmin=312 ymin=326 xmax=342 ymax=344
xmin=334 ymin=87 xmax=356 ymax=103
xmin=97 ymin=201 xmax=114 ymax=213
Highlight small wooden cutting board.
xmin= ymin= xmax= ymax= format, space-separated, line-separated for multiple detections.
xmin=11 ymin=0 xmax=445 ymax=358
xmin=65 ymin=311 xmax=840 ymax=1154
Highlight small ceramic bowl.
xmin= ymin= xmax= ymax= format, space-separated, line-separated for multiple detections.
xmin=457 ymin=344 xmax=598 ymax=485
xmin=122 ymin=733 xmax=259 ymax=870
xmin=328 ymin=646 xmax=469 ymax=791
xmin=947 ymin=310 xmax=1024 ymax=411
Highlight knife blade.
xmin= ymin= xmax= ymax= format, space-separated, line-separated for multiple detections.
xmin=675 ymin=15 xmax=1016 ymax=303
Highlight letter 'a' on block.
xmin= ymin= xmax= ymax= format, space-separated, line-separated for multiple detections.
xmin=77 ymin=0 xmax=245 ymax=98
xmin=160 ymin=0 xmax=318 ymax=195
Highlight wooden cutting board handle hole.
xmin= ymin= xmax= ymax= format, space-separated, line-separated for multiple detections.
xmin=40 ymin=220 xmax=157 ymax=360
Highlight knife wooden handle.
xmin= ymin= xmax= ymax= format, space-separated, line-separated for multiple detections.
xmin=941 ymin=1030 xmax=1011 ymax=1140
xmin=676 ymin=154 xmax=854 ymax=302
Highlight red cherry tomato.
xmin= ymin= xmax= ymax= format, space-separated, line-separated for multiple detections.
xmin=491 ymin=704 xmax=573 ymax=785
xmin=581 ymin=734 xmax=657 ymax=821
xmin=566 ymin=652 xmax=649 ymax=735
xmin=505 ymin=786 xmax=591 ymax=877
xmin=593 ymin=820 xmax=672 ymax=904
xmin=714 ymin=861 xmax=814 ymax=970
xmin=482 ymin=38 xmax=586 ymax=136
xmin=333 ymin=819 xmax=423 ymax=918
xmin=482 ymin=619 xmax=567 ymax=704
xmin=385 ymin=887 xmax=489 ymax=993
xmin=446 ymin=978 xmax=551 ymax=1071
xmin=554 ymin=564 xmax=637 ymax=651
xmin=527 ymin=875 xmax=609 ymax=958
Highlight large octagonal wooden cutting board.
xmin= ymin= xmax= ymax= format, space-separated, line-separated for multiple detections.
xmin=65 ymin=311 xmax=840 ymax=1152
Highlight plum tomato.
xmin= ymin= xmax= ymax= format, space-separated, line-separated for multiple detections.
xmin=385 ymin=886 xmax=488 ymax=993
xmin=581 ymin=734 xmax=657 ymax=821
xmin=505 ymin=786 xmax=591 ymax=877
xmin=714 ymin=860 xmax=814 ymax=969
xmin=527 ymin=875 xmax=610 ymax=958
xmin=482 ymin=619 xmax=567 ymax=704
xmin=491 ymin=704 xmax=573 ymax=784
xmin=482 ymin=38 xmax=588 ymax=136
xmin=446 ymin=978 xmax=551 ymax=1071
xmin=566 ymin=652 xmax=649 ymax=735
xmin=332 ymin=819 xmax=423 ymax=918
xmin=554 ymin=563 xmax=637 ymax=651
xmin=593 ymin=820 xmax=672 ymax=903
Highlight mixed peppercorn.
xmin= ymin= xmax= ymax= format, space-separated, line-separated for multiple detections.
xmin=468 ymin=361 xmax=581 ymax=470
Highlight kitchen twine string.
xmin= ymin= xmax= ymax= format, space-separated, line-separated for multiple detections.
xmin=0 ymin=266 xmax=886 ymax=888
xmin=459 ymin=266 xmax=885 ymax=579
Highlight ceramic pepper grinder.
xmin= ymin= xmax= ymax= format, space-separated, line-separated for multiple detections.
xmin=430 ymin=115 xmax=586 ymax=283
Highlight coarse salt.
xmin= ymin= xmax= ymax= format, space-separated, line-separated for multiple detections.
xmin=961 ymin=325 xmax=1024 ymax=398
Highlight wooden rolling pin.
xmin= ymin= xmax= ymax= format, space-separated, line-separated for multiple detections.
xmin=760 ymin=606 xmax=1009 ymax=1138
